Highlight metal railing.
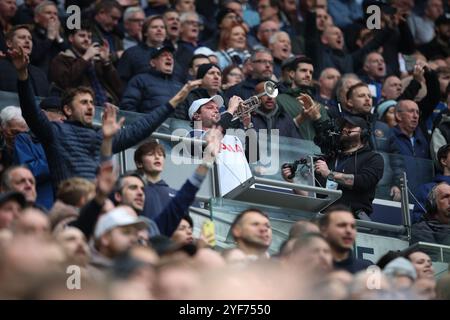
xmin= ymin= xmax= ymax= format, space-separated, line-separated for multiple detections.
xmin=407 ymin=242 xmax=450 ymax=262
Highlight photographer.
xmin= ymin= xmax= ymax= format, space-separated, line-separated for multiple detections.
xmin=283 ymin=115 xmax=384 ymax=219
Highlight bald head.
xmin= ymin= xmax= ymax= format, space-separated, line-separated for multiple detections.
xmin=321 ymin=26 xmax=344 ymax=50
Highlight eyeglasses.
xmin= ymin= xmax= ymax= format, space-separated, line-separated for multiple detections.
xmin=228 ymin=72 xmax=243 ymax=77
xmin=258 ymin=4 xmax=270 ymax=10
xmin=252 ymin=59 xmax=274 ymax=65
xmin=183 ymin=20 xmax=202 ymax=27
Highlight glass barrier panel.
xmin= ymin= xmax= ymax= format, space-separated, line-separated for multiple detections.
xmin=1 ymin=92 xmax=437 ymax=224
xmin=406 ymin=242 xmax=450 ymax=279
xmin=0 ymin=90 xmax=22 ymax=107
xmin=209 ymin=197 xmax=317 ymax=255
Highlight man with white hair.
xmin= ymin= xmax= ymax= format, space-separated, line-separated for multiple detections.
xmin=122 ymin=6 xmax=145 ymax=50
xmin=0 ymin=106 xmax=28 ymax=171
xmin=268 ymin=31 xmax=292 ymax=78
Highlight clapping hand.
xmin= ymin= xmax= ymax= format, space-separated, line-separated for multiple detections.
xmin=298 ymin=93 xmax=321 ymax=120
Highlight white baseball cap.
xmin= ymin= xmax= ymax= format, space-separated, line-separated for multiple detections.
xmin=188 ymin=95 xmax=224 ymax=120
xmin=94 ymin=207 xmax=150 ymax=239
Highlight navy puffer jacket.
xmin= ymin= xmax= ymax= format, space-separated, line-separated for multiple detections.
xmin=18 ymin=78 xmax=174 ymax=190
xmin=120 ymin=69 xmax=182 ymax=114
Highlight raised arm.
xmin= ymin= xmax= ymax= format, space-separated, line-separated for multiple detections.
xmin=155 ymin=127 xmax=222 ymax=236
xmin=10 ymin=46 xmax=54 ymax=142
xmin=112 ymin=80 xmax=202 ymax=153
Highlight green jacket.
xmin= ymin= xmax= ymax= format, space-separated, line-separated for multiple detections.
xmin=276 ymin=87 xmax=329 ymax=141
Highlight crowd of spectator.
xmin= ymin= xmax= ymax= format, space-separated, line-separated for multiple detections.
xmin=0 ymin=0 xmax=449 ymax=300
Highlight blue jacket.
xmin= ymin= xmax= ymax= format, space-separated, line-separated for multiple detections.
xmin=152 ymin=178 xmax=200 ymax=237
xmin=121 ymin=69 xmax=182 ymax=114
xmin=389 ymin=126 xmax=431 ymax=193
xmin=18 ymin=78 xmax=174 ymax=190
xmin=13 ymin=132 xmax=54 ymax=209
xmin=142 ymin=179 xmax=177 ymax=220
xmin=411 ymin=175 xmax=450 ymax=224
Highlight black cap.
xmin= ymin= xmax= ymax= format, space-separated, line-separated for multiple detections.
xmin=196 ymin=63 xmax=221 ymax=79
xmin=150 ymin=45 xmax=175 ymax=60
xmin=39 ymin=96 xmax=62 ymax=111
xmin=436 ymin=13 xmax=450 ymax=26
xmin=0 ymin=191 xmax=26 ymax=208
xmin=341 ymin=115 xmax=369 ymax=130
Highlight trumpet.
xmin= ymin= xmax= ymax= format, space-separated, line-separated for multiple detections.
xmin=232 ymin=81 xmax=279 ymax=121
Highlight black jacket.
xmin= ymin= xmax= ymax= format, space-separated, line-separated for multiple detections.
xmin=224 ymin=77 xmax=263 ymax=101
xmin=174 ymin=88 xmax=227 ymax=120
xmin=0 ymin=58 xmax=48 ymax=97
xmin=411 ymin=216 xmax=450 ymax=247
xmin=304 ymin=10 xmax=390 ymax=78
xmin=30 ymin=25 xmax=68 ymax=76
xmin=333 ymin=254 xmax=373 ymax=274
xmin=320 ymin=144 xmax=384 ymax=215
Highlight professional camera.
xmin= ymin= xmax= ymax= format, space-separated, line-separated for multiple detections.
xmin=313 ymin=118 xmax=342 ymax=159
xmin=281 ymin=155 xmax=326 ymax=180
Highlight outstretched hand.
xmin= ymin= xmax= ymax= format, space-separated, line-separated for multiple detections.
xmin=412 ymin=61 xmax=428 ymax=83
xmin=169 ymin=79 xmax=203 ymax=108
xmin=102 ymin=103 xmax=125 ymax=139
xmin=95 ymin=161 xmax=118 ymax=201
xmin=7 ymin=46 xmax=29 ymax=76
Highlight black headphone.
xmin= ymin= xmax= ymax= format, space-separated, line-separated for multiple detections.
xmin=360 ymin=127 xmax=371 ymax=144
xmin=425 ymin=183 xmax=440 ymax=215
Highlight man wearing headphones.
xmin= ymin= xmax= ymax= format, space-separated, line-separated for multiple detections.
xmin=412 ymin=144 xmax=450 ymax=224
xmin=313 ymin=115 xmax=384 ymax=220
xmin=411 ymin=182 xmax=450 ymax=246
